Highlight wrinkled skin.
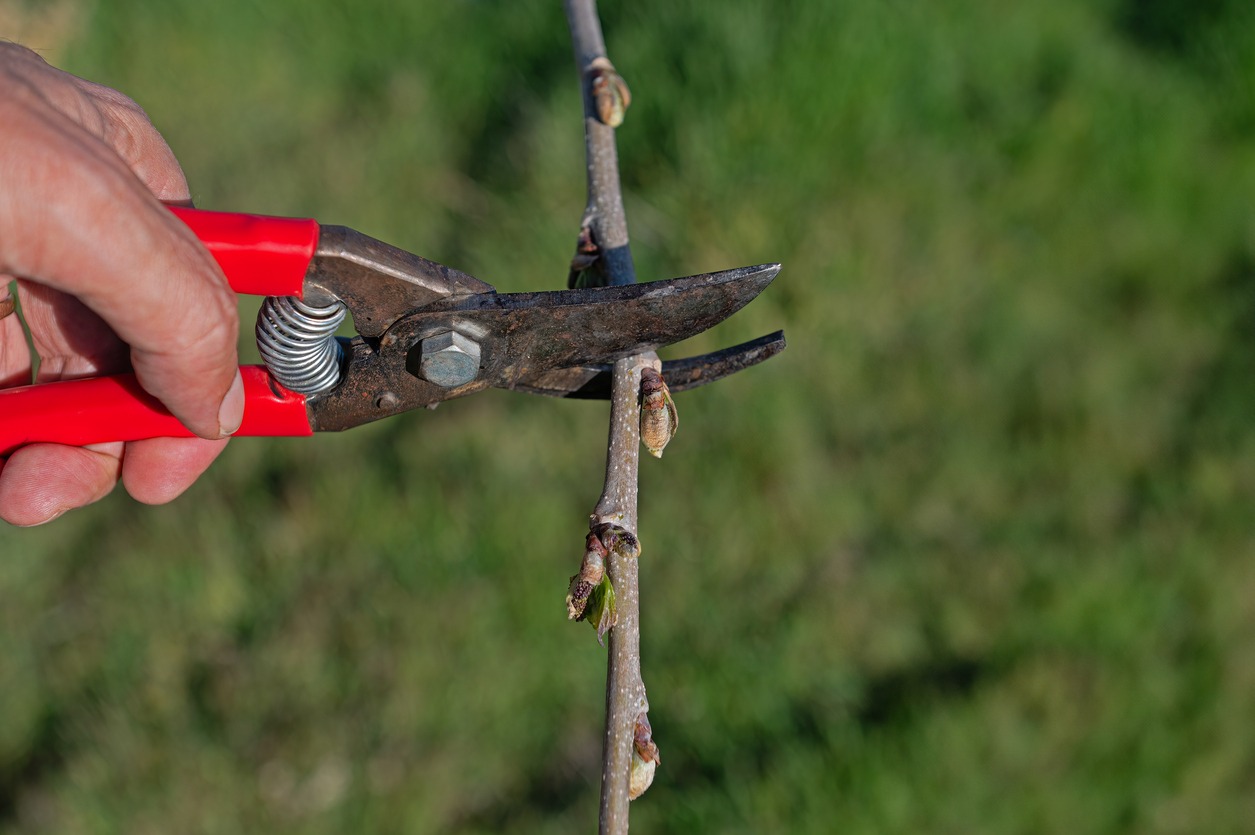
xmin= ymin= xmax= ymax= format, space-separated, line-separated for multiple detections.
xmin=0 ymin=43 xmax=242 ymax=526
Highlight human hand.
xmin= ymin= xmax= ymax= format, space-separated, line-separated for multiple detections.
xmin=0 ymin=43 xmax=242 ymax=526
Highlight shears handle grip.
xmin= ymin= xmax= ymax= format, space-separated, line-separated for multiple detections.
xmin=0 ymin=208 xmax=324 ymax=456
xmin=168 ymin=206 xmax=320 ymax=297
xmin=0 ymin=367 xmax=311 ymax=456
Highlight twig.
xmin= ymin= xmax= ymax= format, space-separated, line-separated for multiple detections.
xmin=562 ymin=1 xmax=656 ymax=831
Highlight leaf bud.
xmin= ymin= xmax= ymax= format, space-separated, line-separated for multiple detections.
xmin=588 ymin=58 xmax=631 ymax=128
xmin=639 ymin=367 xmax=678 ymax=458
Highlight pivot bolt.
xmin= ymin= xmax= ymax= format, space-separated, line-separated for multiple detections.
xmin=416 ymin=330 xmax=481 ymax=388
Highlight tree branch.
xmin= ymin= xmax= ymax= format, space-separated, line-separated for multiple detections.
xmin=562 ymin=1 xmax=658 ymax=831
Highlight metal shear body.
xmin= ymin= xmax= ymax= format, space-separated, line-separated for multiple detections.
xmin=0 ymin=208 xmax=781 ymax=455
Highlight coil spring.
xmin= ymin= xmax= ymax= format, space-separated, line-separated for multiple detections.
xmin=256 ymin=296 xmax=347 ymax=394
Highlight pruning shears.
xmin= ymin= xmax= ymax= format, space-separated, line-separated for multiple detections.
xmin=0 ymin=208 xmax=782 ymax=456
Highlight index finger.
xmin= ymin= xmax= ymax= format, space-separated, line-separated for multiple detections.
xmin=0 ymin=91 xmax=242 ymax=438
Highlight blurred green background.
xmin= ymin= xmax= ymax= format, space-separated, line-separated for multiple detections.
xmin=3 ymin=0 xmax=1255 ymax=831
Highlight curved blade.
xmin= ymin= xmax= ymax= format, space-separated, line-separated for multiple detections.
xmin=515 ymin=331 xmax=787 ymax=399
xmin=384 ymin=263 xmax=780 ymax=386
xmin=307 ymin=264 xmax=779 ymax=432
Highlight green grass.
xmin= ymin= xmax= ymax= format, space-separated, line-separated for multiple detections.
xmin=3 ymin=0 xmax=1255 ymax=831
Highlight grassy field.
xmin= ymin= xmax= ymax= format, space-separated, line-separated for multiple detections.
xmin=3 ymin=0 xmax=1255 ymax=831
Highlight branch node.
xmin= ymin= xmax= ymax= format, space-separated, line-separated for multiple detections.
xmin=568 ymin=222 xmax=601 ymax=288
xmin=639 ymin=367 xmax=678 ymax=458
xmin=566 ymin=530 xmax=609 ymax=621
xmin=587 ymin=56 xmax=632 ymax=128
xmin=592 ymin=521 xmax=640 ymax=561
xmin=629 ymin=712 xmax=660 ymax=800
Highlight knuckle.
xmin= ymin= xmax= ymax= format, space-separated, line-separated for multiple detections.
xmin=0 ymin=42 xmax=49 ymax=75
xmin=89 ymin=83 xmax=143 ymax=116
xmin=95 ymin=95 xmax=187 ymax=198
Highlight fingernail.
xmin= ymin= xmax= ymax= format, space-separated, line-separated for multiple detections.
xmin=217 ymin=370 xmax=245 ymax=437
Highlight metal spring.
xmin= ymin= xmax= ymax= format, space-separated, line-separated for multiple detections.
xmin=255 ymin=296 xmax=347 ymax=394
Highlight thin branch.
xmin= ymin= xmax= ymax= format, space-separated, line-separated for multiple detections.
xmin=562 ymin=1 xmax=655 ymax=831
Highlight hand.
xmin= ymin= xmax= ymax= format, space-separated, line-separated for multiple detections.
xmin=0 ymin=43 xmax=242 ymax=526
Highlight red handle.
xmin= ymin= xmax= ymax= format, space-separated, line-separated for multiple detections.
xmin=0 ymin=210 xmax=322 ymax=455
xmin=0 ymin=366 xmax=312 ymax=456
xmin=170 ymin=206 xmax=320 ymax=297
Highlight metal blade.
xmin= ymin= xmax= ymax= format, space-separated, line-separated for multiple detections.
xmin=306 ymin=263 xmax=779 ymax=432
xmin=381 ymin=263 xmax=781 ymax=387
xmin=515 ymin=331 xmax=787 ymax=399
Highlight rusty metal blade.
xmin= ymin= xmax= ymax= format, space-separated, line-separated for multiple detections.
xmin=514 ymin=331 xmax=786 ymax=399
xmin=382 ymin=263 xmax=780 ymax=387
xmin=307 ymin=264 xmax=780 ymax=432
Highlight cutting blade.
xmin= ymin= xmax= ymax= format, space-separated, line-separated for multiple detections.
xmin=307 ymin=263 xmax=780 ymax=431
xmin=392 ymin=262 xmax=781 ymax=386
xmin=514 ymin=330 xmax=787 ymax=398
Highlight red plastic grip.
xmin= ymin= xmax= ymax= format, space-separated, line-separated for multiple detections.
xmin=170 ymin=206 xmax=320 ymax=297
xmin=0 ymin=366 xmax=312 ymax=456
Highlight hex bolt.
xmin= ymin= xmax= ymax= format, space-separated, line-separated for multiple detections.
xmin=417 ymin=330 xmax=481 ymax=388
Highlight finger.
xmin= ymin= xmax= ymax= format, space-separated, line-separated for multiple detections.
xmin=0 ymin=48 xmax=192 ymax=203
xmin=0 ymin=276 xmax=13 ymax=318
xmin=0 ymin=92 xmax=242 ymax=438
xmin=121 ymin=436 xmax=229 ymax=505
xmin=85 ymin=84 xmax=192 ymax=202
xmin=0 ymin=278 xmax=31 ymax=387
xmin=0 ymin=443 xmax=122 ymax=526
xmin=14 ymin=279 xmax=127 ymax=381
